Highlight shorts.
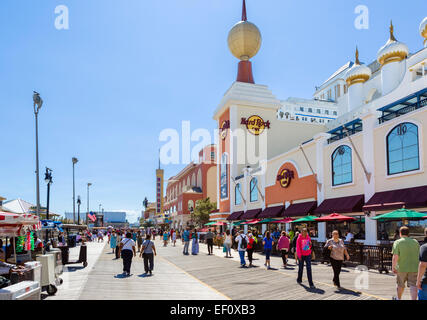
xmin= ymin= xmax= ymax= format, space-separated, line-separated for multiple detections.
xmin=396 ymin=272 xmax=417 ymax=288
xmin=265 ymin=249 xmax=272 ymax=260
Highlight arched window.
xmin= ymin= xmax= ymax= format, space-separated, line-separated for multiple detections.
xmin=188 ymin=200 xmax=194 ymax=213
xmin=191 ymin=173 xmax=196 ymax=186
xmin=387 ymin=123 xmax=419 ymax=175
xmin=197 ymin=170 xmax=202 ymax=188
xmin=235 ymin=183 xmax=242 ymax=205
xmin=332 ymin=145 xmax=352 ymax=186
xmin=250 ymin=178 xmax=258 ymax=202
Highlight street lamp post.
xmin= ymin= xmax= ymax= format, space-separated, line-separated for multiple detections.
xmin=44 ymin=167 xmax=53 ymax=241
xmin=86 ymin=183 xmax=92 ymax=225
xmin=77 ymin=196 xmax=81 ymax=225
xmin=72 ymin=157 xmax=78 ymax=223
xmin=33 ymin=92 xmax=43 ymax=217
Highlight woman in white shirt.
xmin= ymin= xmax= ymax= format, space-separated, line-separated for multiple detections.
xmin=223 ymin=230 xmax=233 ymax=258
xmin=119 ymin=232 xmax=136 ymax=276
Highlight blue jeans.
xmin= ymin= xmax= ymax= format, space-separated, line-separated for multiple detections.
xmin=239 ymin=251 xmax=246 ymax=266
xmin=297 ymin=255 xmax=314 ymax=286
xmin=419 ymin=284 xmax=427 ymax=300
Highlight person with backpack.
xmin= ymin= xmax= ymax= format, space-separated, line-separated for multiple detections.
xmin=296 ymin=228 xmax=315 ymax=288
xmin=119 ymin=232 xmax=136 ymax=276
xmin=263 ymin=231 xmax=275 ymax=269
xmin=324 ymin=230 xmax=350 ymax=288
xmin=235 ymin=230 xmax=248 ymax=268
xmin=140 ymin=234 xmax=156 ymax=276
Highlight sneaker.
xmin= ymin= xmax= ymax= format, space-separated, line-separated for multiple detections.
xmin=309 ymin=284 xmax=316 ymax=289
xmin=297 ymin=280 xmax=302 ymax=284
xmin=149 ymin=271 xmax=152 ymax=275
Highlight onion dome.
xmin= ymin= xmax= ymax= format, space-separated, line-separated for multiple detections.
xmin=227 ymin=0 xmax=262 ymax=61
xmin=377 ymin=21 xmax=409 ymax=66
xmin=420 ymin=17 xmax=427 ymax=46
xmin=345 ymin=47 xmax=372 ymax=87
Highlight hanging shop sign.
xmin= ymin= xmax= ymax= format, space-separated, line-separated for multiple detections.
xmin=277 ymin=169 xmax=295 ymax=188
xmin=241 ymin=115 xmax=271 ymax=135
xmin=220 ymin=120 xmax=230 ymax=140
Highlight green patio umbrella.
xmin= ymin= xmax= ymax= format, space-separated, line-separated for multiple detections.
xmin=291 ymin=215 xmax=317 ymax=223
xmin=204 ymin=222 xmax=216 ymax=226
xmin=258 ymin=218 xmax=280 ymax=224
xmin=371 ymin=208 xmax=427 ymax=221
xmin=232 ymin=220 xmax=246 ymax=226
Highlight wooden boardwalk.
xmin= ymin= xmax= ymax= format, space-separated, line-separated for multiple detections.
xmin=48 ymin=239 xmax=411 ymax=300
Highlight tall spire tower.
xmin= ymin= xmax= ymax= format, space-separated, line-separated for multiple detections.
xmin=227 ymin=0 xmax=262 ymax=83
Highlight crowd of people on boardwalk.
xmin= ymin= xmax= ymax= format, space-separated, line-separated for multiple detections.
xmin=93 ymin=224 xmax=427 ymax=300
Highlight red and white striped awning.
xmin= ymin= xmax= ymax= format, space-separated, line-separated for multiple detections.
xmin=0 ymin=212 xmax=41 ymax=236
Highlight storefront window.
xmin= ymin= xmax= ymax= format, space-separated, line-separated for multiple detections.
xmin=250 ymin=178 xmax=258 ymax=202
xmin=387 ymin=122 xmax=419 ymax=175
xmin=377 ymin=219 xmax=427 ymax=242
xmin=332 ymin=145 xmax=352 ymax=186
xmin=325 ymin=217 xmax=365 ymax=240
xmin=292 ymin=222 xmax=318 ymax=238
xmin=235 ymin=183 xmax=242 ymax=205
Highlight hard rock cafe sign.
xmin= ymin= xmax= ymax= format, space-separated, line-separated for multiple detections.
xmin=220 ymin=120 xmax=230 ymax=140
xmin=277 ymin=169 xmax=295 ymax=188
xmin=241 ymin=115 xmax=271 ymax=135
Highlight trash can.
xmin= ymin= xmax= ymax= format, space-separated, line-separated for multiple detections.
xmin=24 ymin=261 xmax=42 ymax=284
xmin=67 ymin=235 xmax=77 ymax=248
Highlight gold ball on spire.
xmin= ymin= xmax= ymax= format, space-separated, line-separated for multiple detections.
xmin=228 ymin=20 xmax=262 ymax=61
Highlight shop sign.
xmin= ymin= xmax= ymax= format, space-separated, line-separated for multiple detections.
xmin=241 ymin=115 xmax=271 ymax=135
xmin=277 ymin=169 xmax=294 ymax=188
xmin=220 ymin=120 xmax=230 ymax=140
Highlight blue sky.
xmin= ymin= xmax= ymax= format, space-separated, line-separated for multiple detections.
xmin=0 ymin=0 xmax=425 ymax=223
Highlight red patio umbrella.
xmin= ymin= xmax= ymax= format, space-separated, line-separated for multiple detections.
xmin=213 ymin=221 xmax=227 ymax=226
xmin=315 ymin=213 xmax=356 ymax=222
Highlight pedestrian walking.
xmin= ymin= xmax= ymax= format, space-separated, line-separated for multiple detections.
xmin=263 ymin=231 xmax=274 ymax=269
xmin=235 ymin=230 xmax=248 ymax=268
xmin=206 ymin=229 xmax=214 ymax=255
xmin=191 ymin=229 xmax=199 ymax=255
xmin=277 ymin=231 xmax=290 ymax=268
xmin=292 ymin=231 xmax=300 ymax=264
xmin=216 ymin=232 xmax=222 ymax=249
xmin=140 ymin=234 xmax=156 ymax=276
xmin=392 ymin=226 xmax=420 ymax=300
xmin=182 ymin=228 xmax=190 ymax=255
xmin=120 ymin=232 xmax=136 ymax=276
xmin=247 ymin=232 xmax=256 ymax=267
xmin=115 ymin=232 xmax=122 ymax=259
xmin=172 ymin=229 xmax=177 ymax=246
xmin=223 ymin=230 xmax=233 ymax=258
xmin=416 ymin=228 xmax=427 ymax=300
xmin=163 ymin=231 xmax=169 ymax=247
xmin=109 ymin=231 xmax=117 ymax=254
xmin=137 ymin=231 xmax=143 ymax=252
xmin=296 ymin=228 xmax=315 ymax=288
xmin=324 ymin=230 xmax=350 ymax=288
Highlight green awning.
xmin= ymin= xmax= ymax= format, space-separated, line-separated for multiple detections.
xmin=204 ymin=222 xmax=216 ymax=226
xmin=258 ymin=218 xmax=280 ymax=224
xmin=232 ymin=220 xmax=246 ymax=226
xmin=371 ymin=208 xmax=427 ymax=221
xmin=291 ymin=215 xmax=317 ymax=223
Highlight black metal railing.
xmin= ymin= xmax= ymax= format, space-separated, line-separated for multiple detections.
xmin=379 ymin=97 xmax=427 ymax=124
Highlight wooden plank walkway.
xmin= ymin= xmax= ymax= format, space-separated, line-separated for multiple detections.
xmin=77 ymin=242 xmax=227 ymax=300
xmin=48 ymin=239 xmax=411 ymax=300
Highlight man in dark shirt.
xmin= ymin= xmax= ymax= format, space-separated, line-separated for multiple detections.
xmin=417 ymin=228 xmax=427 ymax=300
xmin=205 ymin=229 xmax=214 ymax=255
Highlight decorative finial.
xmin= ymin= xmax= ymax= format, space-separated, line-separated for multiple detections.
xmin=390 ymin=20 xmax=397 ymax=41
xmin=242 ymin=0 xmax=247 ymax=21
xmin=355 ymin=46 xmax=360 ymax=65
